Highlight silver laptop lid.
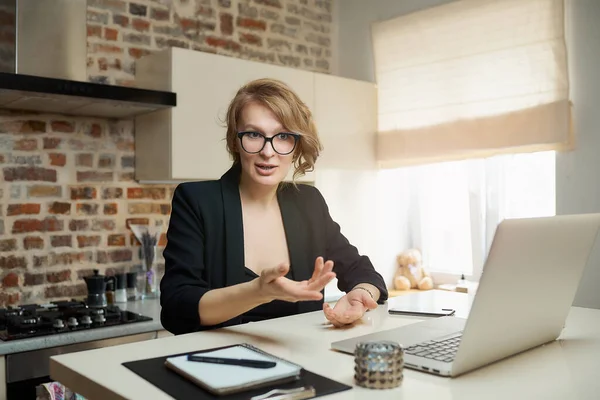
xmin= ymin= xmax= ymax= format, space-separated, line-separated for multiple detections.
xmin=452 ymin=213 xmax=600 ymax=376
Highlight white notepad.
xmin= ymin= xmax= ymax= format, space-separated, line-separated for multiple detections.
xmin=164 ymin=343 xmax=302 ymax=395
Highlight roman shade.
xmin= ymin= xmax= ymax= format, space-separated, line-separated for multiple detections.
xmin=372 ymin=0 xmax=571 ymax=168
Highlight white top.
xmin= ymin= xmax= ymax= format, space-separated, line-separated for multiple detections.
xmin=49 ymin=301 xmax=600 ymax=400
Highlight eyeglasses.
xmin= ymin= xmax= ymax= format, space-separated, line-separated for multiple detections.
xmin=237 ymin=131 xmax=300 ymax=155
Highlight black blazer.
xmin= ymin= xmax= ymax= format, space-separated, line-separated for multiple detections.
xmin=160 ymin=163 xmax=389 ymax=335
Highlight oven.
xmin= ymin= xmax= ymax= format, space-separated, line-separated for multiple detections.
xmin=5 ymin=332 xmax=156 ymax=400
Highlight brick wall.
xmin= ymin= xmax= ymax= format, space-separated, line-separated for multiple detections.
xmin=0 ymin=0 xmax=334 ymax=307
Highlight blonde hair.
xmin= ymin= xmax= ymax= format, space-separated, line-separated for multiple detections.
xmin=224 ymin=78 xmax=322 ymax=181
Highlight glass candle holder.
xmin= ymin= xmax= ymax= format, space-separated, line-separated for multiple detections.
xmin=354 ymin=341 xmax=404 ymax=389
xmin=140 ymin=245 xmax=159 ymax=299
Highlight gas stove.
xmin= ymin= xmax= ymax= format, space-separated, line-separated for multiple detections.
xmin=0 ymin=300 xmax=153 ymax=341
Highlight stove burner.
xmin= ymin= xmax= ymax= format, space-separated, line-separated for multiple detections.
xmin=0 ymin=300 xmax=153 ymax=341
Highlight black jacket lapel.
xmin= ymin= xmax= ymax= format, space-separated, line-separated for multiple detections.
xmin=220 ymin=163 xmax=245 ymax=287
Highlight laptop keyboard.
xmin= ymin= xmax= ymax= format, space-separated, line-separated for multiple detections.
xmin=404 ymin=334 xmax=462 ymax=363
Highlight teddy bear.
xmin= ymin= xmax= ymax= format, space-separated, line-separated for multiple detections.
xmin=393 ymin=248 xmax=434 ymax=291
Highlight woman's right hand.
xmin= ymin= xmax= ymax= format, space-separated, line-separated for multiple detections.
xmin=256 ymin=257 xmax=335 ymax=303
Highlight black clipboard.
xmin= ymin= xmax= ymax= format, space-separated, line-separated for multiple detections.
xmin=122 ymin=344 xmax=352 ymax=400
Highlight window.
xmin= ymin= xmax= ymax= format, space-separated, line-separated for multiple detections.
xmin=377 ymin=151 xmax=555 ymax=284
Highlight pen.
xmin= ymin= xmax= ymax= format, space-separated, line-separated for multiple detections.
xmin=187 ymin=355 xmax=277 ymax=369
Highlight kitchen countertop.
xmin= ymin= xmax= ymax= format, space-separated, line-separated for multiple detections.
xmin=0 ymin=297 xmax=164 ymax=356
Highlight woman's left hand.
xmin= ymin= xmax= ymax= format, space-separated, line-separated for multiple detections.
xmin=323 ymin=288 xmax=378 ymax=327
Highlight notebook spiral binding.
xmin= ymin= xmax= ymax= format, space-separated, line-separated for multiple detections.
xmin=241 ymin=343 xmax=304 ymax=371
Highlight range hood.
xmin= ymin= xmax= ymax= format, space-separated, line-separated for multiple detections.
xmin=0 ymin=0 xmax=176 ymax=118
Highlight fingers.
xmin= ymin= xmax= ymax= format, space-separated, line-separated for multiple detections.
xmin=323 ymin=303 xmax=360 ymax=327
xmin=307 ymin=271 xmax=336 ymax=292
xmin=309 ymin=257 xmax=324 ymax=284
xmin=260 ymin=263 xmax=289 ymax=283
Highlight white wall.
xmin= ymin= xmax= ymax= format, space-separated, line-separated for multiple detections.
xmin=557 ymin=0 xmax=600 ymax=309
xmin=334 ymin=0 xmax=455 ymax=82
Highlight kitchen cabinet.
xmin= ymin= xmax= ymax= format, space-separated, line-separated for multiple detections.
xmin=313 ymin=73 xmax=377 ymax=171
xmin=134 ymin=48 xmax=377 ymax=183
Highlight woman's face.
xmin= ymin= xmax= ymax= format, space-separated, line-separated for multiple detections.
xmin=237 ymin=102 xmax=295 ymax=188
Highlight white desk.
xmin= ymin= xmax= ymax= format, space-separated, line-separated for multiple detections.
xmin=50 ymin=301 xmax=600 ymax=400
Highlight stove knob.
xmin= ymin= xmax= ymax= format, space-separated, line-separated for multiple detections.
xmin=53 ymin=319 xmax=64 ymax=329
xmin=67 ymin=317 xmax=79 ymax=328
xmin=80 ymin=315 xmax=92 ymax=325
xmin=93 ymin=314 xmax=106 ymax=324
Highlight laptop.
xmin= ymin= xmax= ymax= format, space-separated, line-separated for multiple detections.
xmin=331 ymin=213 xmax=600 ymax=377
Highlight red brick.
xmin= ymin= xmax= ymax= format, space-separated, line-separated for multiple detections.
xmin=2 ymin=272 xmax=19 ymax=288
xmin=119 ymin=172 xmax=134 ymax=181
xmin=71 ymin=187 xmax=97 ymax=200
xmin=46 ymin=270 xmax=71 ymax=283
xmin=115 ymin=139 xmax=134 ymax=151
xmin=43 ymin=138 xmax=62 ymax=149
xmin=49 ymin=153 xmax=66 ymax=167
xmin=7 ymin=203 xmax=41 ymax=216
xmin=14 ymin=138 xmax=37 ymax=151
xmin=113 ymin=14 xmax=129 ymax=27
xmin=87 ymin=25 xmax=102 ymax=37
xmin=254 ymin=0 xmax=282 ymax=8
xmin=77 ymin=171 xmax=113 ymax=182
xmin=98 ymin=57 xmax=108 ymax=71
xmin=132 ymin=18 xmax=150 ymax=32
xmin=206 ymin=36 xmax=241 ymax=51
xmin=24 ymin=273 xmax=44 ymax=286
xmin=0 ymin=256 xmax=27 ymax=269
xmin=102 ymin=188 xmax=123 ymax=199
xmin=127 ymin=188 xmax=166 ymax=199
xmin=51 ymin=121 xmax=76 ymax=133
xmin=128 ymin=203 xmax=167 ymax=214
xmin=150 ymin=8 xmax=169 ymax=21
xmin=24 ymin=236 xmax=44 ymax=250
xmin=20 ymin=120 xmax=47 ymax=133
xmin=49 ymin=251 xmax=93 ymax=266
xmin=48 ymin=202 xmax=71 ymax=215
xmin=96 ymin=250 xmax=108 ymax=264
xmin=110 ymin=249 xmax=132 ymax=262
xmin=88 ymin=123 xmax=102 ymax=138
xmin=45 ymin=284 xmax=87 ymax=299
xmin=0 ymin=239 xmax=17 ymax=252
xmin=33 ymin=256 xmax=48 ymax=267
xmin=104 ymin=27 xmax=118 ymax=40
xmin=28 ymin=185 xmax=61 ymax=197
xmin=108 ymin=234 xmax=126 ymax=246
xmin=236 ymin=17 xmax=266 ymax=30
xmin=76 ymin=203 xmax=99 ymax=215
xmin=128 ymin=48 xmax=150 ymax=59
xmin=197 ymin=5 xmax=214 ymax=17
xmin=69 ymin=219 xmax=90 ymax=231
xmin=12 ymin=217 xmax=63 ymax=234
xmin=77 ymin=235 xmax=101 ymax=248
xmin=4 ymin=167 xmax=56 ymax=182
xmin=126 ymin=218 xmax=149 ymax=227
xmin=94 ymin=44 xmax=123 ymax=54
xmin=240 ymin=33 xmax=262 ymax=46
xmin=92 ymin=220 xmax=116 ymax=231
xmin=220 ymin=13 xmax=233 ymax=35
xmin=75 ymin=154 xmax=94 ymax=167
xmin=104 ymin=203 xmax=118 ymax=215
xmin=51 ymin=235 xmax=72 ymax=247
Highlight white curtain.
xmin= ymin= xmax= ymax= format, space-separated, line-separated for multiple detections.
xmin=372 ymin=0 xmax=570 ymax=167
xmin=375 ymin=151 xmax=556 ymax=283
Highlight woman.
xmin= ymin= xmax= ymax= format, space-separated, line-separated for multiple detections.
xmin=160 ymin=78 xmax=388 ymax=335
